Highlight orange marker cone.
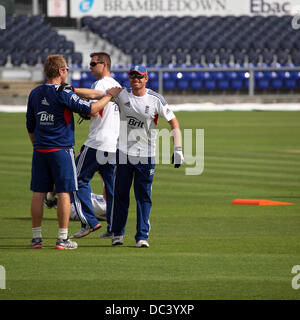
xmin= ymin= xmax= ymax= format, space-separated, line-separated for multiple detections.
xmin=232 ymin=199 xmax=293 ymax=206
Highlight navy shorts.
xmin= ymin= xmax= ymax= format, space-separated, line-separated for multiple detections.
xmin=30 ymin=149 xmax=78 ymax=193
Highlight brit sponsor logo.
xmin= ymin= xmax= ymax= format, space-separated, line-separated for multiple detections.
xmin=127 ymin=116 xmax=144 ymax=128
xmin=37 ymin=111 xmax=54 ymax=125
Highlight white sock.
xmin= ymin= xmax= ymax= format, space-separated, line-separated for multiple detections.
xmin=32 ymin=226 xmax=42 ymax=239
xmin=58 ymin=228 xmax=68 ymax=240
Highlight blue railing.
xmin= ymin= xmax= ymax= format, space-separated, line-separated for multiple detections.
xmin=70 ymin=66 xmax=300 ymax=96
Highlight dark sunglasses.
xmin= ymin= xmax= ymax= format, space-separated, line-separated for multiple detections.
xmin=129 ymin=73 xmax=146 ymax=79
xmin=90 ymin=61 xmax=104 ymax=67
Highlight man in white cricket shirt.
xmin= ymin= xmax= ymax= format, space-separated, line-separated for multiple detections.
xmin=71 ymin=52 xmax=121 ymax=238
xmin=107 ymin=65 xmax=184 ymax=248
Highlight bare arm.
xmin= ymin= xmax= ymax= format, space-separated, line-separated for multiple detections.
xmin=74 ymin=88 xmax=105 ymax=100
xmin=89 ymin=87 xmax=122 ymax=117
xmin=28 ymin=132 xmax=34 ymax=146
xmin=169 ymin=117 xmax=182 ymax=148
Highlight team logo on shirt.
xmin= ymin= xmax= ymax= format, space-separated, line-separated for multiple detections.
xmin=41 ymin=97 xmax=50 ymax=106
xmin=125 ymin=101 xmax=131 ymax=108
xmin=127 ymin=116 xmax=144 ymax=128
xmin=37 ymin=111 xmax=54 ymax=125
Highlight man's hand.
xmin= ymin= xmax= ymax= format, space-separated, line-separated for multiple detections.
xmin=172 ymin=147 xmax=184 ymax=168
xmin=106 ymin=87 xmax=122 ymax=98
xmin=57 ymin=83 xmax=74 ymax=92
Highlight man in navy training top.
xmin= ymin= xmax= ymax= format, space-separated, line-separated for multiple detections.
xmin=26 ymin=54 xmax=120 ymax=250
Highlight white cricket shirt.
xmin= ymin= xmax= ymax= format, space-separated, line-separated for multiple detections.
xmin=84 ymin=76 xmax=121 ymax=152
xmin=114 ymin=88 xmax=175 ymax=157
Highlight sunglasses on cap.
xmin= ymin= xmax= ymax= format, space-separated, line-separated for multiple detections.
xmin=129 ymin=73 xmax=146 ymax=79
xmin=90 ymin=61 xmax=105 ymax=67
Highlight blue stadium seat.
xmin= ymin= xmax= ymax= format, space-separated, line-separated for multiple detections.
xmin=204 ymin=51 xmax=217 ymax=65
xmin=214 ymin=72 xmax=229 ymax=90
xmin=32 ymin=40 xmax=47 ymax=54
xmin=11 ymin=52 xmax=23 ymax=66
xmin=248 ymin=51 xmax=259 ymax=64
xmin=71 ymin=52 xmax=83 ymax=67
xmin=163 ymin=72 xmax=176 ymax=90
xmin=0 ymin=52 xmax=8 ymax=66
xmin=255 ymin=71 xmax=269 ymax=90
xmin=175 ymin=52 xmax=187 ymax=65
xmin=131 ymin=52 xmax=143 ymax=65
xmin=79 ymin=72 xmax=97 ymax=88
xmin=203 ymin=72 xmax=216 ymax=90
xmin=281 ymin=71 xmax=297 ymax=89
xmin=233 ymin=51 xmax=245 ymax=66
xmin=2 ymin=41 xmax=14 ymax=53
xmin=219 ymin=51 xmax=230 ymax=65
xmin=25 ymin=52 xmax=39 ymax=66
xmin=115 ymin=71 xmax=130 ymax=87
xmin=276 ymin=51 xmax=289 ymax=65
xmin=161 ymin=51 xmax=173 ymax=65
xmin=291 ymin=51 xmax=300 ymax=65
xmin=186 ymin=71 xmax=202 ymax=90
xmin=280 ymin=39 xmax=293 ymax=51
xmin=62 ymin=41 xmax=75 ymax=54
xmin=148 ymin=71 xmax=159 ymax=90
xmin=266 ymin=39 xmax=279 ymax=51
xmin=190 ymin=51 xmax=202 ymax=65
xmin=71 ymin=79 xmax=81 ymax=88
xmin=265 ymin=71 xmax=283 ymax=90
xmin=146 ymin=52 xmax=158 ymax=66
xmin=261 ymin=51 xmax=274 ymax=65
xmin=252 ymin=39 xmax=265 ymax=52
xmin=176 ymin=72 xmax=189 ymax=90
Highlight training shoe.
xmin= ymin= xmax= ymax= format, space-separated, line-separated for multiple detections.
xmin=100 ymin=231 xmax=113 ymax=239
xmin=112 ymin=235 xmax=123 ymax=246
xmin=136 ymin=240 xmax=149 ymax=248
xmin=30 ymin=238 xmax=42 ymax=249
xmin=55 ymin=237 xmax=78 ymax=250
xmin=73 ymin=223 xmax=101 ymax=239
xmin=44 ymin=197 xmax=57 ymax=209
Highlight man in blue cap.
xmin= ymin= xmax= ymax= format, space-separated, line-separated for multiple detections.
xmin=107 ymin=65 xmax=184 ymax=248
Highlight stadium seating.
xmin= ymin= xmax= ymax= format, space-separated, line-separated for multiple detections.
xmin=1 ymin=14 xmax=300 ymax=93
xmin=0 ymin=14 xmax=78 ymax=67
xmin=82 ymin=15 xmax=300 ymax=71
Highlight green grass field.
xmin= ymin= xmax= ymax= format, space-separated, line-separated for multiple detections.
xmin=0 ymin=111 xmax=300 ymax=300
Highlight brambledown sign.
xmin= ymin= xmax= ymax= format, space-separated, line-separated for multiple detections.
xmin=70 ymin=0 xmax=300 ymax=17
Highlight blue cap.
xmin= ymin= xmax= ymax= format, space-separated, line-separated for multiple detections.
xmin=128 ymin=65 xmax=148 ymax=75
